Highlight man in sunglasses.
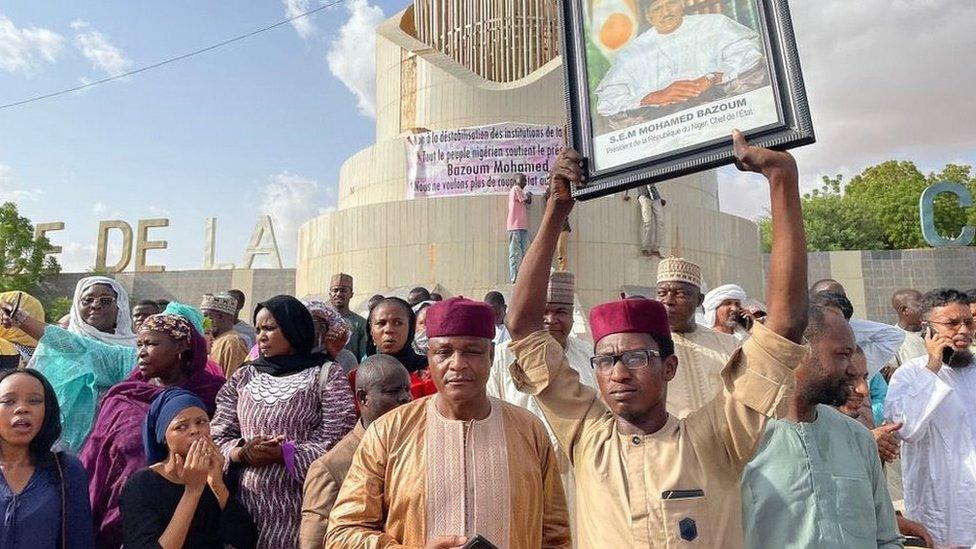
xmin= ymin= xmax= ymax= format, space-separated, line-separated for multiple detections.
xmin=505 ymin=130 xmax=807 ymax=548
xmin=885 ymin=288 xmax=976 ymax=547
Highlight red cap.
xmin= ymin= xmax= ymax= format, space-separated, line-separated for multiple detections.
xmin=589 ymin=299 xmax=671 ymax=345
xmin=425 ymin=297 xmax=496 ymax=340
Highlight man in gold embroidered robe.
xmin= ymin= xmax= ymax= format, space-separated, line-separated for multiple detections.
xmin=327 ymin=297 xmax=570 ymax=549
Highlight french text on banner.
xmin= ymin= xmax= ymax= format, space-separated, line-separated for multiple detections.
xmin=405 ymin=123 xmax=564 ymax=199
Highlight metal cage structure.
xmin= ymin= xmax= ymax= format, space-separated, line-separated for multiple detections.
xmin=413 ymin=0 xmax=561 ymax=82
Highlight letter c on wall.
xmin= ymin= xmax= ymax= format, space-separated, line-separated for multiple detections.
xmin=920 ymin=182 xmax=975 ymax=247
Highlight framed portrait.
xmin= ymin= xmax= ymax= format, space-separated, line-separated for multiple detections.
xmin=561 ymin=0 xmax=815 ymax=199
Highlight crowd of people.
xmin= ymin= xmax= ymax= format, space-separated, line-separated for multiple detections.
xmin=0 ymin=134 xmax=974 ymax=549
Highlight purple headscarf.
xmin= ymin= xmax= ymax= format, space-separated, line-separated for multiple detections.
xmin=79 ymin=314 xmax=224 ymax=548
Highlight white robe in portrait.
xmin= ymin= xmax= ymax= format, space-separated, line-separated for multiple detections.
xmin=885 ymin=356 xmax=976 ymax=547
xmin=595 ymin=14 xmax=764 ymax=117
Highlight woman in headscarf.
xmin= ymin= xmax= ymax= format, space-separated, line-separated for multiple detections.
xmin=0 ymin=291 xmax=45 ymax=368
xmin=80 ymin=312 xmax=225 ymax=548
xmin=301 ymin=299 xmax=358 ymax=374
xmin=360 ymin=297 xmax=436 ymax=398
xmin=0 ymin=368 xmax=94 ymax=549
xmin=210 ymin=295 xmax=356 ymax=548
xmin=162 ymin=302 xmax=226 ymax=380
xmin=27 ymin=277 xmax=137 ymax=451
xmin=411 ymin=299 xmax=435 ymax=355
xmin=120 ymin=388 xmax=255 ymax=549
xmin=61 ymin=276 xmax=136 ymax=346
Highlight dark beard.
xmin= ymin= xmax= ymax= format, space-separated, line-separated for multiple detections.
xmin=947 ymin=349 xmax=974 ymax=369
xmin=808 ymin=376 xmax=851 ymax=407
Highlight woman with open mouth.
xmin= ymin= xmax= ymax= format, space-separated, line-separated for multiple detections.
xmin=0 ymin=368 xmax=94 ymax=548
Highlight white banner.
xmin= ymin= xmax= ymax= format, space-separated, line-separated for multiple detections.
xmin=592 ymin=86 xmax=779 ymax=171
xmin=405 ymin=123 xmax=564 ymax=199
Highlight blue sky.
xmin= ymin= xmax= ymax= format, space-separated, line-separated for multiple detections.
xmin=2 ymin=0 xmax=975 ymax=272
xmin=0 ymin=0 xmax=395 ymax=271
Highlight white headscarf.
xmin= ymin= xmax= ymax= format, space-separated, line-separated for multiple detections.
xmin=702 ymin=284 xmax=748 ymax=328
xmin=67 ymin=276 xmax=136 ymax=346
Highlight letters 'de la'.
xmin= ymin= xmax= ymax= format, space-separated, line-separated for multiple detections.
xmin=919 ymin=182 xmax=975 ymax=247
xmin=43 ymin=216 xmax=283 ymax=273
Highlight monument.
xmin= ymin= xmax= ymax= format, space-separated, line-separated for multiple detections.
xmin=296 ymin=0 xmax=763 ymax=309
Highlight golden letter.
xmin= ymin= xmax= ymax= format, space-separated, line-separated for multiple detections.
xmin=34 ymin=222 xmax=65 ymax=255
xmin=241 ymin=216 xmax=283 ymax=269
xmin=135 ymin=218 xmax=169 ymax=273
xmin=95 ymin=220 xmax=133 ymax=273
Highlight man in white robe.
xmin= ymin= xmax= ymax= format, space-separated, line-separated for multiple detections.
xmin=487 ymin=272 xmax=595 ymax=543
xmin=655 ymin=257 xmax=741 ymax=418
xmin=703 ymin=284 xmax=750 ymax=341
xmin=595 ymin=0 xmax=764 ymax=117
xmin=885 ymin=289 xmax=976 ymax=547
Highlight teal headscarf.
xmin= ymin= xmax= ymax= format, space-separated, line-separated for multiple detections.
xmin=163 ymin=302 xmax=205 ymax=335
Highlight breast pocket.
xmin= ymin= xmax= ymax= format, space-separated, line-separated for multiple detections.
xmin=834 ymin=477 xmax=876 ymax=541
xmin=661 ymin=491 xmax=711 ymax=546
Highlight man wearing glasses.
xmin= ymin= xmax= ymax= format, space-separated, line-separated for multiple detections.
xmin=505 ymin=130 xmax=808 ymax=548
xmin=885 ymin=288 xmax=976 ymax=547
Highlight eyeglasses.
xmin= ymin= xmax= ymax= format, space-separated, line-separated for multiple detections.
xmin=80 ymin=296 xmax=117 ymax=307
xmin=929 ymin=318 xmax=976 ymax=331
xmin=590 ymin=349 xmax=662 ymax=372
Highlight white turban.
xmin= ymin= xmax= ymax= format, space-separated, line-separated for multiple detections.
xmin=703 ymin=284 xmax=747 ymax=328
xmin=67 ymin=276 xmax=136 ymax=346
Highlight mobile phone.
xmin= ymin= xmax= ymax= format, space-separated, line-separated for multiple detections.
xmin=462 ymin=534 xmax=499 ymax=549
xmin=925 ymin=325 xmax=955 ymax=364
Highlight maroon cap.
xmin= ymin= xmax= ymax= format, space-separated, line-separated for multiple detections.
xmin=426 ymin=297 xmax=496 ymax=340
xmin=589 ymin=299 xmax=671 ymax=345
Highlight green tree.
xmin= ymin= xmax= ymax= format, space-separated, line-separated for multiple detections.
xmin=0 ymin=202 xmax=60 ymax=293
xmin=45 ymin=296 xmax=72 ymax=322
xmin=758 ymin=160 xmax=976 ymax=252
xmin=843 ymin=161 xmax=929 ymax=248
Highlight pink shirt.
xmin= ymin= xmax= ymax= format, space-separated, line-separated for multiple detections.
xmin=507 ymin=185 xmax=529 ymax=230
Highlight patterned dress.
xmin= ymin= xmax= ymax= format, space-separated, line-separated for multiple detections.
xmin=211 ymin=362 xmax=357 ymax=548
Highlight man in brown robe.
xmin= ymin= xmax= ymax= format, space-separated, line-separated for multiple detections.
xmin=328 ymin=297 xmax=570 ymax=549
xmin=300 ymin=354 xmax=412 ymax=549
xmin=505 ymin=131 xmax=808 ymax=548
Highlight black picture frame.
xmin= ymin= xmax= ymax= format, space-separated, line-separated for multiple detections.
xmin=561 ymin=0 xmax=815 ymax=200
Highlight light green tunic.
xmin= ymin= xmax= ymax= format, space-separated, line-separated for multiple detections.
xmin=741 ymin=404 xmax=902 ymax=548
xmin=32 ymin=325 xmax=136 ymax=452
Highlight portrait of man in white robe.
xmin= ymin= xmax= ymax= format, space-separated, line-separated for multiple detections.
xmin=594 ymin=0 xmax=769 ymax=127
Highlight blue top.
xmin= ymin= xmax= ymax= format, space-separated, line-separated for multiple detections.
xmin=0 ymin=454 xmax=95 ymax=549
xmin=869 ymin=373 xmax=888 ymax=427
